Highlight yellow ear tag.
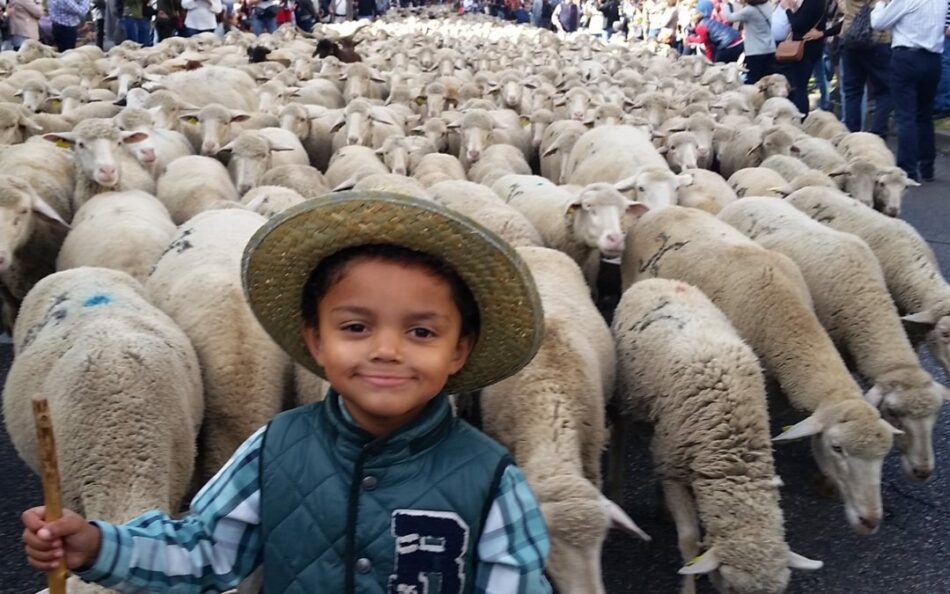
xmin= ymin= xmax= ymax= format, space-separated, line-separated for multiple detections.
xmin=185 ymin=116 xmax=199 ymax=125
xmin=55 ymin=139 xmax=71 ymax=149
xmin=687 ymin=555 xmax=702 ymax=565
xmin=51 ymin=99 xmax=62 ymax=108
xmin=520 ymin=116 xmax=530 ymax=126
xmin=415 ymin=97 xmax=427 ymax=106
xmin=781 ymin=425 xmax=793 ymax=433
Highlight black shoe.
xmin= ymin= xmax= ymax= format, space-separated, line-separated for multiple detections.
xmin=922 ymin=175 xmax=935 ymax=182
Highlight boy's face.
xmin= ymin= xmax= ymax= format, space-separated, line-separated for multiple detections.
xmin=302 ymin=259 xmax=474 ymax=437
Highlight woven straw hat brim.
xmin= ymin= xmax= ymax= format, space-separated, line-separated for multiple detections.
xmin=242 ymin=191 xmax=544 ymax=394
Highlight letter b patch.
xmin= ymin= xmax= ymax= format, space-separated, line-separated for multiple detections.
xmin=387 ymin=510 xmax=470 ymax=594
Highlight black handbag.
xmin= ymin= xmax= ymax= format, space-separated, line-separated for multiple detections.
xmin=258 ymin=3 xmax=280 ymax=18
xmin=841 ymin=5 xmax=873 ymax=49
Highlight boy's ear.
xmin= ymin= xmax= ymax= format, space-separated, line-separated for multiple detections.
xmin=449 ymin=334 xmax=476 ymax=376
xmin=301 ymin=323 xmax=325 ymax=369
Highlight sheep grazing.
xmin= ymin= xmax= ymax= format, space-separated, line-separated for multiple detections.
xmin=3 ymin=269 xmax=203 ymax=586
xmin=721 ymin=197 xmax=947 ymax=482
xmin=612 ymin=278 xmax=822 ymax=594
xmin=0 ymin=175 xmax=71 ymax=332
xmin=835 ymin=132 xmax=919 ymax=217
xmin=156 ymin=155 xmax=240 ymax=224
xmin=480 ymin=246 xmax=649 ymax=594
xmin=43 ymin=118 xmax=156 ymax=210
xmin=218 ymin=128 xmax=309 ymax=195
xmin=259 ymin=164 xmax=330 ymax=199
xmin=786 ymin=186 xmax=950 ymax=382
xmin=146 ymin=209 xmax=291 ymax=481
xmin=622 ymin=206 xmax=897 ymax=535
xmin=56 ymin=191 xmax=176 ymax=285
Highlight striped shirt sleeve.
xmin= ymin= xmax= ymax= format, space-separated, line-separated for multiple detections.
xmin=474 ymin=465 xmax=553 ymax=594
xmin=75 ymin=426 xmax=267 ymax=593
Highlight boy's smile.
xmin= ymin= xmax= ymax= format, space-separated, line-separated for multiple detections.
xmin=302 ymin=258 xmax=473 ymax=437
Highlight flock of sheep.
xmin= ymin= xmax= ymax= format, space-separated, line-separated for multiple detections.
xmin=0 ymin=5 xmax=948 ymax=594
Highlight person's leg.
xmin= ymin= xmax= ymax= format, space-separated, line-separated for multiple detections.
xmin=786 ymin=59 xmax=811 ymax=116
xmin=890 ymin=49 xmax=920 ymax=180
xmin=265 ymin=15 xmax=278 ymax=32
xmin=841 ymin=47 xmax=867 ymax=131
xmin=813 ymin=50 xmax=829 ymax=111
xmin=745 ymin=53 xmax=765 ymax=84
xmin=916 ymin=53 xmax=941 ymax=181
xmin=96 ymin=18 xmax=106 ymax=47
xmin=250 ymin=14 xmax=263 ymax=34
xmin=122 ymin=15 xmax=136 ymax=43
xmin=866 ymin=43 xmax=893 ymax=137
xmin=937 ymin=37 xmax=950 ymax=113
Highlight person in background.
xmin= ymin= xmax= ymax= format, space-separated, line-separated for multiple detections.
xmin=776 ymin=0 xmax=828 ymax=116
xmin=48 ymin=0 xmax=90 ymax=50
xmin=872 ymin=0 xmax=948 ymax=182
xmin=933 ymin=1 xmax=950 ymax=117
xmin=687 ymin=0 xmax=743 ymax=62
xmin=294 ymin=0 xmax=319 ymax=30
xmin=355 ymin=0 xmax=377 ymax=19
xmin=122 ymin=0 xmax=152 ymax=44
xmin=552 ymin=0 xmax=579 ymax=32
xmin=837 ymin=0 xmax=891 ymax=132
xmin=247 ymin=0 xmax=278 ymax=33
xmin=726 ymin=0 xmax=775 ymax=82
xmin=180 ymin=0 xmax=220 ymax=35
xmin=90 ymin=0 xmax=106 ymax=47
xmin=7 ymin=0 xmax=43 ymax=50
xmin=154 ymin=0 xmax=179 ymax=39
xmin=600 ymin=0 xmax=618 ymax=39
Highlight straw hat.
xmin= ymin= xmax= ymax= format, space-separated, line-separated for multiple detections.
xmin=242 ymin=191 xmax=544 ymax=394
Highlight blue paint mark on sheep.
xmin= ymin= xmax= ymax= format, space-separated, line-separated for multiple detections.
xmin=83 ymin=294 xmax=111 ymax=307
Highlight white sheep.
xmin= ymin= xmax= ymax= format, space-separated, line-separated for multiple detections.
xmin=3 ymin=267 xmax=203 ymax=594
xmin=802 ymin=109 xmax=849 ymax=143
xmin=411 ymin=153 xmax=467 ymax=187
xmin=466 ymin=143 xmax=532 ymax=187
xmin=146 ymin=209 xmax=292 ymax=481
xmin=786 ymin=186 xmax=950 ymax=382
xmin=259 ymin=164 xmax=330 ymax=199
xmin=428 ymin=180 xmax=543 ymax=247
xmin=720 ymin=197 xmax=948 ymax=482
xmin=491 ymin=174 xmax=644 ymax=284
xmin=716 ymin=125 xmax=796 ymax=179
xmin=727 ymin=167 xmax=789 ymax=198
xmin=0 ymin=175 xmax=71 ymax=332
xmin=0 ymin=139 xmax=76 ymax=220
xmin=351 ymin=173 xmax=433 ymax=200
xmin=0 ymin=103 xmax=43 ymax=145
xmin=114 ymin=107 xmax=195 ymax=177
xmin=539 ymin=119 xmax=588 ymax=185
xmin=621 ymin=206 xmax=897 ymax=535
xmin=789 ymin=137 xmax=877 ymax=207
xmin=241 ymin=185 xmax=306 ymax=219
xmin=611 ymin=278 xmax=822 ymax=594
xmin=156 ymin=155 xmax=240 ymax=225
xmin=324 ymin=144 xmax=390 ymax=190
xmin=43 ymin=118 xmax=156 ymax=210
xmin=834 ymin=132 xmax=919 ymax=217
xmin=480 ymin=246 xmax=649 ymax=594
xmin=56 ymin=191 xmax=176 ymax=285
xmin=278 ymin=103 xmax=336 ymax=171
xmin=675 ymin=169 xmax=738 ymax=213
xmin=218 ymin=127 xmax=309 ymax=195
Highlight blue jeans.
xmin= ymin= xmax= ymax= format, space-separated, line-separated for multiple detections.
xmin=251 ymin=14 xmax=278 ymax=35
xmin=51 ymin=22 xmax=78 ymax=52
xmin=122 ymin=16 xmax=152 ymax=45
xmin=891 ymin=47 xmax=941 ymax=180
xmin=936 ymin=37 xmax=950 ymax=112
xmin=842 ymin=44 xmax=893 ymax=136
xmin=813 ymin=46 xmax=830 ymax=111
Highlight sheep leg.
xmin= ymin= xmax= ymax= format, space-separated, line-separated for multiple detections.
xmin=605 ymin=410 xmax=627 ymax=504
xmin=661 ymin=480 xmax=701 ymax=594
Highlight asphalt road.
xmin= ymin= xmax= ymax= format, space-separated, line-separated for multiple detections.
xmin=1 ymin=158 xmax=949 ymax=593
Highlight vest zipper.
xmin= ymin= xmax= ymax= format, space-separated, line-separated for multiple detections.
xmin=344 ymin=441 xmax=383 ymax=594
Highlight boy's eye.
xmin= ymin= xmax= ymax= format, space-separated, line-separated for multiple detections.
xmin=342 ymin=323 xmax=367 ymax=333
xmin=410 ymin=327 xmax=435 ymax=339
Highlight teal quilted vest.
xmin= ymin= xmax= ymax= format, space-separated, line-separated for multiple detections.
xmin=260 ymin=391 xmax=511 ymax=594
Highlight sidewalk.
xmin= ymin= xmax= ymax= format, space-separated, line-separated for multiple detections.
xmin=938 ymin=117 xmax=950 ymax=155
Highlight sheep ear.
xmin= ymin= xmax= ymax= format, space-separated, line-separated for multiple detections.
xmin=31 ymin=195 xmax=70 ymax=228
xmin=613 ymin=176 xmax=639 ymax=193
xmin=770 ymin=475 xmax=785 ymax=488
xmin=120 ymin=130 xmax=149 ymax=144
xmin=745 ymin=142 xmax=763 ymax=157
xmin=541 ymin=145 xmax=559 ymax=157
xmin=678 ymin=549 xmax=720 ymax=575
xmin=773 ymin=414 xmax=824 ymax=442
xmin=601 ymin=496 xmax=650 ymax=542
xmin=19 ymin=115 xmax=43 ymax=131
xmin=676 ymin=173 xmax=694 ymax=188
xmin=329 ymin=115 xmax=347 ymax=133
xmin=216 ymin=142 xmax=235 ymax=156
xmin=771 ymin=185 xmax=793 ymax=196
xmin=243 ymin=193 xmax=268 ymax=213
xmin=332 ymin=176 xmax=358 ymax=192
xmin=656 ymin=146 xmax=668 ymax=154
xmin=626 ymin=201 xmax=650 ymax=218
xmin=43 ymin=132 xmax=76 ymax=149
xmin=828 ymin=165 xmax=850 ymax=177
xmin=787 ymin=551 xmax=823 ymax=571
xmin=269 ymin=144 xmax=296 ymax=153
xmin=863 ymin=385 xmax=884 ymax=407
xmin=901 ymin=310 xmax=938 ymax=329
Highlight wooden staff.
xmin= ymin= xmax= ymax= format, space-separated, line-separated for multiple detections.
xmin=32 ymin=395 xmax=67 ymax=594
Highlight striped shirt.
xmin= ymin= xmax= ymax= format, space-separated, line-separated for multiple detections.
xmin=47 ymin=0 xmax=90 ymax=26
xmin=76 ymin=425 xmax=553 ymax=594
xmin=870 ymin=0 xmax=948 ymax=53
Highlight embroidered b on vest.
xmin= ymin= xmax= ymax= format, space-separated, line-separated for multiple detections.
xmin=387 ymin=510 xmax=470 ymax=594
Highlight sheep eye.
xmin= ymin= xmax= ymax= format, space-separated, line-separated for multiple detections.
xmin=77 ymin=142 xmax=85 ymax=148
xmin=831 ymin=444 xmax=844 ymax=454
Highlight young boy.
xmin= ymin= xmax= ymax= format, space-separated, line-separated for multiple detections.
xmin=21 ymin=193 xmax=553 ymax=593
